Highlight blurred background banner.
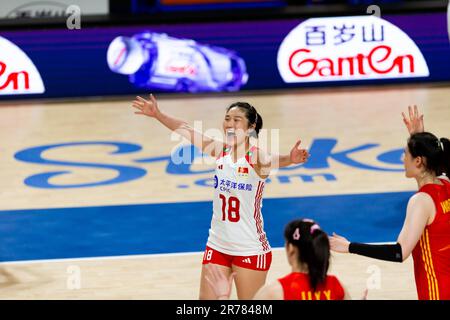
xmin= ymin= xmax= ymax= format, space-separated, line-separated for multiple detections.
xmin=0 ymin=1 xmax=449 ymax=99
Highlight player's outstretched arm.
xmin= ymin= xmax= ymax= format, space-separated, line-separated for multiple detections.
xmin=132 ymin=94 xmax=224 ymax=157
xmin=329 ymin=193 xmax=433 ymax=263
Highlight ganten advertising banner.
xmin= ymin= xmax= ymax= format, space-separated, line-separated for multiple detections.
xmin=277 ymin=16 xmax=430 ymax=83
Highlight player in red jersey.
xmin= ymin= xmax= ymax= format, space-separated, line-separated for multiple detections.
xmin=132 ymin=95 xmax=309 ymax=299
xmin=205 ymin=218 xmax=361 ymax=300
xmin=330 ymin=106 xmax=450 ymax=300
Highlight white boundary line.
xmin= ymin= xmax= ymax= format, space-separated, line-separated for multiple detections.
xmin=0 ymin=250 xmax=210 ymax=265
xmin=0 ymin=243 xmax=395 ymax=265
xmin=0 ymin=248 xmax=287 ymax=265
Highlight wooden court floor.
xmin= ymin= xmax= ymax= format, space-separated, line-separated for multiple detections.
xmin=0 ymin=83 xmax=449 ymax=299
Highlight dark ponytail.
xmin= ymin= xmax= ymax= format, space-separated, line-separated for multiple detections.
xmin=284 ymin=219 xmax=330 ymax=292
xmin=408 ymin=132 xmax=450 ymax=177
xmin=440 ymin=138 xmax=450 ymax=176
xmin=226 ymin=102 xmax=263 ymax=137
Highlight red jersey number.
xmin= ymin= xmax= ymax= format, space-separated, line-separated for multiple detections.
xmin=219 ymin=194 xmax=240 ymax=222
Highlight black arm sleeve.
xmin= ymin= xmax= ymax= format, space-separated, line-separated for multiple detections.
xmin=349 ymin=242 xmax=403 ymax=262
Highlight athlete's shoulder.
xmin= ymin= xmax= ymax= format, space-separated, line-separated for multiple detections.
xmin=410 ymin=191 xmax=435 ymax=206
xmin=325 ymin=275 xmax=345 ymax=299
xmin=416 ymin=183 xmax=441 ymax=198
xmin=278 ymin=272 xmax=307 ymax=284
xmin=326 ymin=274 xmax=343 ymax=287
xmin=277 ymin=272 xmax=294 ymax=283
xmin=440 ymin=176 xmax=450 ymax=188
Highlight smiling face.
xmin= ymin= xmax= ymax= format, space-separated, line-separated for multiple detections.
xmin=223 ymin=106 xmax=254 ymax=147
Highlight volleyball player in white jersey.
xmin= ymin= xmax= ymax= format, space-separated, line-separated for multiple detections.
xmin=132 ymin=94 xmax=309 ymax=299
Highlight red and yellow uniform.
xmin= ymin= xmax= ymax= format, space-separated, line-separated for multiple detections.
xmin=412 ymin=178 xmax=450 ymax=300
xmin=278 ymin=272 xmax=345 ymax=300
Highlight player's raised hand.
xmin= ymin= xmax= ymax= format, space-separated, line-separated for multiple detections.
xmin=289 ymin=140 xmax=309 ymax=164
xmin=132 ymin=94 xmax=159 ymax=118
xmin=402 ymin=105 xmax=424 ymax=135
xmin=329 ymin=232 xmax=350 ymax=253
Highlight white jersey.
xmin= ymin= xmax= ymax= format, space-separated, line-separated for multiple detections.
xmin=207 ymin=145 xmax=271 ymax=256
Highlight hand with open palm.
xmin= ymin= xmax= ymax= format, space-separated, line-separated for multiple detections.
xmin=329 ymin=232 xmax=351 ymax=253
xmin=402 ymin=105 xmax=424 ymax=135
xmin=132 ymin=94 xmax=160 ymax=118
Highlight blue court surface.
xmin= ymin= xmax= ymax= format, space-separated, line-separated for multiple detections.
xmin=0 ymin=191 xmax=412 ymax=262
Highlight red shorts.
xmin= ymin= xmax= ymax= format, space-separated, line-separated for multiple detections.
xmin=202 ymin=245 xmax=272 ymax=271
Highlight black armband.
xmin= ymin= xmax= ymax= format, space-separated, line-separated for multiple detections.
xmin=349 ymin=242 xmax=403 ymax=262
